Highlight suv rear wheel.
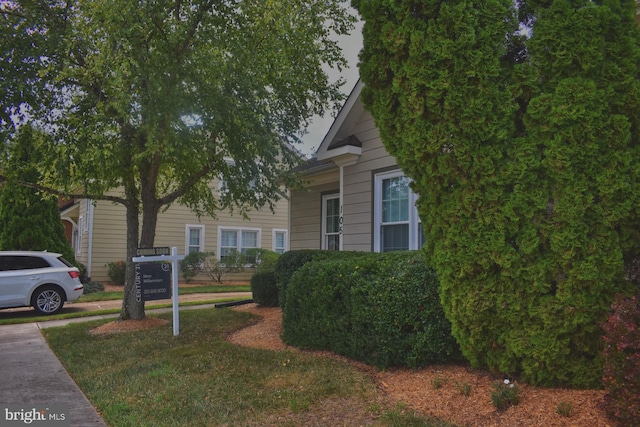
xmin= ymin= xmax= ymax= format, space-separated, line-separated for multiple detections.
xmin=32 ymin=285 xmax=65 ymax=315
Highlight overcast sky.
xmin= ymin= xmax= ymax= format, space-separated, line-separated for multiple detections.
xmin=297 ymin=16 xmax=364 ymax=157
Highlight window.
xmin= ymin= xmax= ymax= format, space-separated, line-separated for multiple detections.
xmin=374 ymin=170 xmax=423 ymax=252
xmin=185 ymin=225 xmax=205 ymax=254
xmin=218 ymin=227 xmax=261 ymax=259
xmin=75 ymin=217 xmax=83 ymax=255
xmin=322 ymin=193 xmax=340 ymax=250
xmin=83 ymin=199 xmax=92 ymax=233
xmin=0 ymin=256 xmax=51 ymax=271
xmin=273 ymin=229 xmax=287 ymax=254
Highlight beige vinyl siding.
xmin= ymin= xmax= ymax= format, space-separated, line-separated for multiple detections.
xmin=341 ymin=110 xmax=398 ymax=251
xmin=290 ymin=179 xmax=339 ymax=250
xmin=73 ymin=200 xmax=90 ymax=269
xmin=84 ymin=188 xmax=289 ymax=283
xmin=89 ymin=200 xmax=127 ymax=281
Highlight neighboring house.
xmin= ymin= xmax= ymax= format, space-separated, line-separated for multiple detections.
xmin=60 ymin=188 xmax=289 ymax=283
xmin=290 ymin=80 xmax=424 ymax=253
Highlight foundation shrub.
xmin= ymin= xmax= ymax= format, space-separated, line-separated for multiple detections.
xmin=274 ymin=250 xmax=367 ymax=309
xmin=179 ymin=251 xmax=209 ymax=283
xmin=602 ymin=293 xmax=640 ymax=426
xmin=106 ymin=260 xmax=127 ymax=285
xmin=244 ymin=249 xmax=280 ymax=274
xmin=282 ymin=251 xmax=461 ymax=368
xmin=251 ymin=271 xmax=279 ymax=307
xmin=274 ymin=250 xmax=324 ymax=309
xmin=82 ymin=280 xmax=104 ymax=294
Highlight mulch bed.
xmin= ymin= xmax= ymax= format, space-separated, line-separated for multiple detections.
xmin=88 ymin=303 xmax=615 ymax=426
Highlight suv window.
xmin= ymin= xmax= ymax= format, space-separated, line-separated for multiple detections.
xmin=57 ymin=256 xmax=74 ymax=268
xmin=0 ymin=255 xmax=52 ymax=271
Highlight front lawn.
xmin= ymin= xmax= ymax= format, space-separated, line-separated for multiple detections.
xmin=42 ymin=309 xmax=452 ymax=426
xmin=77 ymin=284 xmax=251 ymax=302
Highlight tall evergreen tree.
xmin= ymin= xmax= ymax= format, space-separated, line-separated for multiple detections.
xmin=0 ymin=126 xmax=76 ymax=263
xmin=355 ymin=0 xmax=640 ymax=387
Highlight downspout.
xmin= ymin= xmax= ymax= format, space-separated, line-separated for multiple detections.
xmin=339 ymin=165 xmax=345 ymax=251
xmin=87 ymin=200 xmax=95 ymax=279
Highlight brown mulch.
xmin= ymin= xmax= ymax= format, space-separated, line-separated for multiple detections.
xmin=228 ymin=304 xmax=614 ymax=427
xmin=87 ymin=303 xmax=614 ymax=426
xmin=89 ymin=317 xmax=170 ymax=335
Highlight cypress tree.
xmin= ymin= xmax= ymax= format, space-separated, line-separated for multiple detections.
xmin=0 ymin=127 xmax=77 ymax=263
xmin=355 ymin=0 xmax=640 ymax=387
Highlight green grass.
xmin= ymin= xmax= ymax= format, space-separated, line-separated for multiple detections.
xmin=42 ymin=309 xmax=456 ymax=426
xmin=78 ymin=285 xmax=251 ymax=302
xmin=0 ymin=298 xmax=247 ymax=326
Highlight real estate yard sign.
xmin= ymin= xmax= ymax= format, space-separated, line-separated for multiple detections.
xmin=136 ymin=262 xmax=171 ymax=301
xmin=133 ymin=247 xmax=184 ymax=336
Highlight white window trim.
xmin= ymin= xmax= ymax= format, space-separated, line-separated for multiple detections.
xmin=83 ymin=199 xmax=92 ymax=233
xmin=75 ymin=217 xmax=83 ymax=255
xmin=321 ymin=193 xmax=341 ymax=250
xmin=185 ymin=224 xmax=205 ymax=253
xmin=272 ymin=229 xmax=288 ymax=254
xmin=217 ymin=226 xmax=262 ymax=259
xmin=373 ymin=170 xmax=421 ymax=252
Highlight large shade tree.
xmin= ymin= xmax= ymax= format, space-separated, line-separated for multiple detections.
xmin=0 ymin=0 xmax=355 ymax=320
xmin=354 ymin=0 xmax=640 ymax=387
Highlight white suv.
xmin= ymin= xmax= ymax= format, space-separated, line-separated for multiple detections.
xmin=0 ymin=251 xmax=84 ymax=315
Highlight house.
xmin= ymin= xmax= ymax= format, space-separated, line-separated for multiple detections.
xmin=290 ymin=80 xmax=424 ymax=252
xmin=60 ymin=189 xmax=289 ymax=283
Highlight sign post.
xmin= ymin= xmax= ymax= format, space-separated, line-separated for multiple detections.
xmin=132 ymin=247 xmax=184 ymax=336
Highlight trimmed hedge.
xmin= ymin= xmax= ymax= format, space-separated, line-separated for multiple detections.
xmin=274 ymin=250 xmax=367 ymax=309
xmin=251 ymin=271 xmax=279 ymax=307
xmin=282 ymin=251 xmax=461 ymax=368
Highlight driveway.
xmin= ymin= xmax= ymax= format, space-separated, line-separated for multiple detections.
xmin=0 ymin=292 xmax=252 ymax=426
xmin=0 ymin=322 xmax=106 ymax=426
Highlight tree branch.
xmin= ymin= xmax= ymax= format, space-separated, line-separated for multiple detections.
xmin=0 ymin=174 xmax=129 ymax=206
xmin=157 ymin=161 xmax=218 ymax=207
xmin=175 ymin=0 xmax=216 ymax=58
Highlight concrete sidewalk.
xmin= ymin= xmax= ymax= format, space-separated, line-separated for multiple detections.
xmin=0 ymin=322 xmax=107 ymax=426
xmin=0 ymin=292 xmax=252 ymax=426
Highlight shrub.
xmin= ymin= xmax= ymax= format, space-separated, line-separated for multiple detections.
xmin=106 ymin=260 xmax=127 ymax=285
xmin=274 ymin=250 xmax=325 ymax=309
xmin=430 ymin=375 xmax=445 ymax=390
xmin=355 ymin=0 xmax=640 ymax=390
xmin=282 ymin=251 xmax=461 ymax=369
xmin=251 ymin=271 xmax=279 ymax=307
xmin=83 ymin=280 xmax=104 ymax=294
xmin=245 ymin=248 xmax=280 ymax=273
xmin=602 ymin=293 xmax=640 ymax=426
xmin=455 ymin=381 xmax=471 ymax=397
xmin=76 ymin=263 xmax=89 ymax=284
xmin=274 ymin=250 xmax=367 ymax=309
xmin=491 ymin=380 xmax=520 ymax=411
xmin=556 ymin=401 xmax=573 ymax=418
xmin=178 ymin=251 xmax=246 ymax=283
xmin=179 ymin=251 xmax=209 ymax=282
xmin=202 ymin=250 xmax=245 ymax=282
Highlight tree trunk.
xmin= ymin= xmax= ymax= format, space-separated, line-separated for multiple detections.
xmin=120 ymin=201 xmax=144 ymax=320
xmin=119 ymin=182 xmax=162 ymax=320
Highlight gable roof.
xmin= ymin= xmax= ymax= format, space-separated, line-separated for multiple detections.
xmin=316 ymin=80 xmax=365 ymax=161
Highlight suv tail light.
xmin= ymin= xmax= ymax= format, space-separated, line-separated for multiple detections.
xmin=68 ymin=271 xmax=80 ymax=279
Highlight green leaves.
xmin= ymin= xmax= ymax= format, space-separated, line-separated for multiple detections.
xmin=2 ymin=0 xmax=355 ymax=213
xmin=282 ymin=252 xmax=462 ymax=368
xmin=356 ymin=0 xmax=640 ymax=387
